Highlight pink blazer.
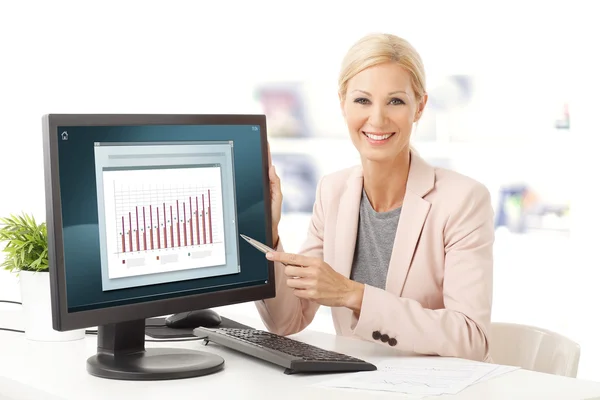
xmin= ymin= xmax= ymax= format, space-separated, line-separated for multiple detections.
xmin=256 ymin=152 xmax=495 ymax=362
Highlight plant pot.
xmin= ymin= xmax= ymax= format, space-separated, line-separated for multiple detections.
xmin=19 ymin=270 xmax=85 ymax=341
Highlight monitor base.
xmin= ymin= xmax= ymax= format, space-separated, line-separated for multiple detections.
xmin=87 ymin=319 xmax=224 ymax=380
xmin=87 ymin=347 xmax=224 ymax=380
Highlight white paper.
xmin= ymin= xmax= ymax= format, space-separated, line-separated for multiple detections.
xmin=472 ymin=364 xmax=520 ymax=384
xmin=315 ymin=357 xmax=519 ymax=395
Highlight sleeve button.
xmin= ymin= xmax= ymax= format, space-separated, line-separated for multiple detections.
xmin=372 ymin=331 xmax=381 ymax=340
xmin=388 ymin=338 xmax=397 ymax=346
xmin=380 ymin=334 xmax=389 ymax=343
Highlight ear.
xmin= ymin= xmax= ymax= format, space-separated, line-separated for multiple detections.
xmin=414 ymin=93 xmax=428 ymax=122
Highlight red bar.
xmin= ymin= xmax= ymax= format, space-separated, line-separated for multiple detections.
xmin=135 ymin=207 xmax=140 ymax=251
xmin=176 ymin=200 xmax=181 ymax=247
xmin=163 ymin=203 xmax=168 ymax=248
xmin=189 ymin=197 xmax=194 ymax=245
xmin=121 ymin=216 xmax=126 ymax=253
xmin=202 ymin=194 xmax=206 ymax=244
xmin=195 ymin=197 xmax=200 ymax=246
xmin=129 ymin=212 xmax=133 ymax=252
xmin=183 ymin=207 xmax=187 ymax=246
xmin=143 ymin=207 xmax=147 ymax=251
xmin=149 ymin=205 xmax=154 ymax=250
xmin=156 ymin=207 xmax=160 ymax=249
xmin=170 ymin=206 xmax=174 ymax=248
xmin=208 ymin=190 xmax=213 ymax=244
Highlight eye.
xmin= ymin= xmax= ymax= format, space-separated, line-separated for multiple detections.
xmin=353 ymin=98 xmax=370 ymax=105
xmin=390 ymin=98 xmax=406 ymax=105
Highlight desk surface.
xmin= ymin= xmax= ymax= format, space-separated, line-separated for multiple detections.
xmin=2 ymin=305 xmax=600 ymax=400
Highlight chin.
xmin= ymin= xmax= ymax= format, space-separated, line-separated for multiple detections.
xmin=353 ymin=132 xmax=405 ymax=162
xmin=362 ymin=151 xmax=396 ymax=163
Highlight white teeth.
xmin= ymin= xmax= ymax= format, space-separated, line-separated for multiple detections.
xmin=364 ymin=132 xmax=392 ymax=141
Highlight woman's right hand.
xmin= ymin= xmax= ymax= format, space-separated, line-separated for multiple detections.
xmin=268 ymin=143 xmax=282 ymax=246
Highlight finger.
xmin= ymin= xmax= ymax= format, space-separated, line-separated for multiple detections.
xmin=284 ymin=265 xmax=311 ymax=278
xmin=267 ymin=141 xmax=272 ymax=168
xmin=293 ymin=289 xmax=314 ymax=299
xmin=266 ymin=252 xmax=320 ymax=267
xmin=267 ymin=142 xmax=280 ymax=195
xmin=286 ymin=278 xmax=313 ymax=289
xmin=269 ymin=165 xmax=281 ymax=195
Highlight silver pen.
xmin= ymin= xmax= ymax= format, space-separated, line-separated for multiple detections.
xmin=240 ymin=234 xmax=287 ymax=265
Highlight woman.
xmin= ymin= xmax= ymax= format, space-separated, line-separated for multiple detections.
xmin=256 ymin=33 xmax=494 ymax=362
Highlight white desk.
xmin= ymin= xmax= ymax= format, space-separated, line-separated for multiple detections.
xmin=2 ymin=305 xmax=600 ymax=400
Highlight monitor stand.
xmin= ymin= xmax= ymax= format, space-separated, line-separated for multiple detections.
xmin=86 ymin=319 xmax=224 ymax=380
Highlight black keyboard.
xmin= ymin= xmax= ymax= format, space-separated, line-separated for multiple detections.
xmin=194 ymin=327 xmax=377 ymax=374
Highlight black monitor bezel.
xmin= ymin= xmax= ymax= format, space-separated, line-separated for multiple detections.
xmin=42 ymin=114 xmax=275 ymax=331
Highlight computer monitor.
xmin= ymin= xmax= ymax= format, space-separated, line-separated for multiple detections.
xmin=42 ymin=114 xmax=275 ymax=380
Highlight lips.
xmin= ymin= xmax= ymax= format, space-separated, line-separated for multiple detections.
xmin=363 ymin=132 xmax=394 ymax=140
xmin=362 ymin=131 xmax=395 ymax=144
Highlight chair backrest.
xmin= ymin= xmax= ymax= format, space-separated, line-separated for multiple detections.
xmin=489 ymin=322 xmax=581 ymax=378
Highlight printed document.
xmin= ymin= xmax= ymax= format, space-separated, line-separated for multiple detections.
xmin=315 ymin=357 xmax=519 ymax=396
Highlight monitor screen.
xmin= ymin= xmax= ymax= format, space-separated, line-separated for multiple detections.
xmin=43 ymin=114 xmax=274 ymax=331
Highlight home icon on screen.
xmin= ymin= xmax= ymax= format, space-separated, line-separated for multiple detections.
xmin=61 ymin=131 xmax=68 ymax=140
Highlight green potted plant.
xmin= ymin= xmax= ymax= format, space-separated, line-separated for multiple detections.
xmin=0 ymin=213 xmax=84 ymax=341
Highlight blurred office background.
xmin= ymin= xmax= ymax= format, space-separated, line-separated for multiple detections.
xmin=1 ymin=0 xmax=599 ymax=381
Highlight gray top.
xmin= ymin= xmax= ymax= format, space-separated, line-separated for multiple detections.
xmin=350 ymin=190 xmax=402 ymax=290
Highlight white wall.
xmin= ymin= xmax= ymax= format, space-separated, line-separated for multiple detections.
xmin=0 ymin=0 xmax=594 ymax=216
xmin=1 ymin=0 xmax=600 ymax=380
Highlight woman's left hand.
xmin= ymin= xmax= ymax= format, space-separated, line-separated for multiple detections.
xmin=266 ymin=251 xmax=364 ymax=312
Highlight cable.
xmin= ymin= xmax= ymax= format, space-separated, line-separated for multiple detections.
xmin=0 ymin=328 xmax=98 ymax=335
xmin=82 ymin=330 xmax=200 ymax=342
xmin=0 ymin=299 xmax=24 ymax=333
xmin=147 ymin=338 xmax=201 ymax=343
xmin=83 ymin=323 xmax=166 ymax=334
xmin=0 ymin=300 xmax=22 ymax=305
xmin=0 ymin=310 xmax=191 ymax=341
xmin=0 ymin=328 xmax=24 ymax=333
xmin=0 ymin=327 xmax=200 ymax=342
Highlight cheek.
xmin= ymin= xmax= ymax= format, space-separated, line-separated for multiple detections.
xmin=391 ymin=108 xmax=415 ymax=127
xmin=343 ymin=106 xmax=367 ymax=131
xmin=347 ymin=115 xmax=364 ymax=131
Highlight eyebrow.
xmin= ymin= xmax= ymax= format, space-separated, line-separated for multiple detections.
xmin=351 ymin=90 xmax=407 ymax=96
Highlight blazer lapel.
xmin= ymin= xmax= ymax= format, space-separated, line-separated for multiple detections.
xmin=333 ymin=168 xmax=363 ymax=278
xmin=332 ymin=168 xmax=363 ymax=335
xmin=385 ymin=192 xmax=431 ymax=294
xmin=385 ymin=152 xmax=435 ymax=295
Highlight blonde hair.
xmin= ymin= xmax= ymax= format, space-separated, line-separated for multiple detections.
xmin=338 ymin=33 xmax=426 ymax=102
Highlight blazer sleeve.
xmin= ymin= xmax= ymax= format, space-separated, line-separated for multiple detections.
xmin=254 ymin=177 xmax=326 ymax=336
xmin=349 ymin=183 xmax=494 ymax=361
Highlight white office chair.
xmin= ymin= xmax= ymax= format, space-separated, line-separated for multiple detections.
xmin=489 ymin=322 xmax=581 ymax=378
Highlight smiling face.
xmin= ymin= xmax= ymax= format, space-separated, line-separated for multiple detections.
xmin=341 ymin=62 xmax=426 ymax=163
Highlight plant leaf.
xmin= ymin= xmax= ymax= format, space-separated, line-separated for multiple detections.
xmin=0 ymin=212 xmax=48 ymax=273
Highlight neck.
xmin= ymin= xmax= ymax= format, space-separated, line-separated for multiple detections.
xmin=362 ymin=149 xmax=410 ymax=212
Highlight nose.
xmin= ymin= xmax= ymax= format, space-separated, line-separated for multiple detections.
xmin=368 ymin=104 xmax=387 ymax=128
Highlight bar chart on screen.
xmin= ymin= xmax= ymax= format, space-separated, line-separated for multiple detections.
xmin=118 ymin=190 xmax=216 ymax=253
xmin=101 ymin=165 xmax=227 ymax=280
